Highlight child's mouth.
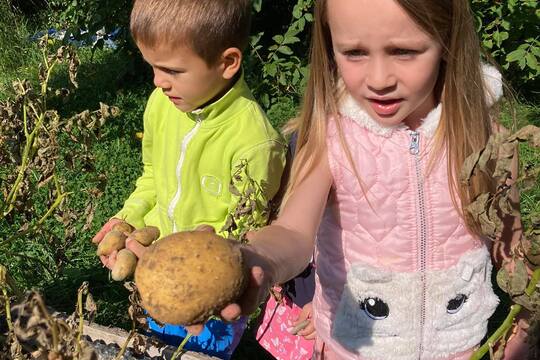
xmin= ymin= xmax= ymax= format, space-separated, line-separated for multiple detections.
xmin=368 ymin=98 xmax=403 ymax=116
xmin=168 ymin=96 xmax=183 ymax=104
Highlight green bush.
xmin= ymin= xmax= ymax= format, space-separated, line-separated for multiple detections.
xmin=472 ymin=0 xmax=539 ymax=99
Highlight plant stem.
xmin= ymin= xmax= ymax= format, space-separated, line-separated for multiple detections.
xmin=113 ymin=327 xmax=135 ymax=360
xmin=171 ymin=333 xmax=193 ymax=360
xmin=470 ymin=268 xmax=540 ymax=360
xmin=1 ymin=286 xmax=14 ymax=332
xmin=76 ymin=284 xmax=85 ymax=357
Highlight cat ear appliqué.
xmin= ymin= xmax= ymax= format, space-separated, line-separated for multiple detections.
xmin=482 ymin=63 xmax=503 ymax=107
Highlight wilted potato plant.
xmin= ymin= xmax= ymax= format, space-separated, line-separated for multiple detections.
xmin=0 ymin=36 xmax=118 ymax=288
xmin=0 ymin=282 xmax=98 ymax=359
xmin=464 ymin=126 xmax=540 ymax=359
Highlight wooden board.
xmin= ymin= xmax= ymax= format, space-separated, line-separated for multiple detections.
xmin=82 ymin=321 xmax=220 ymax=360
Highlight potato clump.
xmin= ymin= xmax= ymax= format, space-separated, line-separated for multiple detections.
xmin=135 ymin=231 xmax=246 ymax=325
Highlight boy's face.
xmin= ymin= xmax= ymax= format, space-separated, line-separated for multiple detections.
xmin=138 ymin=43 xmax=229 ymax=112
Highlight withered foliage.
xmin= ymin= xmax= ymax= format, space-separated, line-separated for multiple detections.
xmin=462 ymin=125 xmax=540 ymax=358
xmin=220 ymin=159 xmax=271 ymax=243
xmin=0 ymin=35 xmax=119 ymax=276
xmin=1 ymin=283 xmax=97 ymax=360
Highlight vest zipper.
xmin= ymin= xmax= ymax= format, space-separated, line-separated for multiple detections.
xmin=167 ymin=110 xmax=203 ymax=232
xmin=410 ymin=130 xmax=427 ymax=359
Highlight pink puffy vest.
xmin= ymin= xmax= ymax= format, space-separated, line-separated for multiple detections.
xmin=313 ymin=66 xmax=503 ymax=359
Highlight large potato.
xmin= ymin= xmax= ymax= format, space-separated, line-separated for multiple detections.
xmin=135 ymin=231 xmax=246 ymax=325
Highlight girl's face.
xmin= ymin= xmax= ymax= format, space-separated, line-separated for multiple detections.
xmin=328 ymin=0 xmax=443 ymax=130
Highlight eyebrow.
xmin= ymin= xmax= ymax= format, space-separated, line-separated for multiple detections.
xmin=335 ymin=38 xmax=429 ymax=50
xmin=154 ymin=65 xmax=185 ymax=72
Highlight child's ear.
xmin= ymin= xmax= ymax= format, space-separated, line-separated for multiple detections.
xmin=220 ymin=47 xmax=242 ymax=80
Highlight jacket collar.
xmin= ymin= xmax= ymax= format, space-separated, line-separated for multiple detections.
xmin=184 ymin=71 xmax=252 ymax=127
xmin=338 ymin=63 xmax=502 ymax=138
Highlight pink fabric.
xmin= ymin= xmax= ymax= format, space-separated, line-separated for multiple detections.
xmin=256 ymin=290 xmax=315 ymax=360
xmin=313 ymin=110 xmax=490 ymax=359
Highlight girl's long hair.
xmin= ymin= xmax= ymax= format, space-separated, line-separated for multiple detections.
xmin=283 ymin=0 xmax=498 ymax=235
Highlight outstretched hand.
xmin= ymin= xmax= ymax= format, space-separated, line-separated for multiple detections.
xmin=184 ymin=231 xmax=274 ymax=335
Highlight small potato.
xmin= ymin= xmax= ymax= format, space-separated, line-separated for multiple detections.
xmin=111 ymin=249 xmax=138 ymax=281
xmin=97 ymin=230 xmax=127 ymax=256
xmin=129 ymin=226 xmax=160 ymax=246
xmin=112 ymin=221 xmax=134 ymax=234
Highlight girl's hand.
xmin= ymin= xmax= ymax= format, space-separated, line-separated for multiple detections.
xmin=292 ymin=302 xmax=316 ymax=340
xmin=185 ymin=243 xmax=273 ymax=335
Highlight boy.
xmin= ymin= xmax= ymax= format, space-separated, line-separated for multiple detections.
xmin=92 ymin=0 xmax=286 ymax=358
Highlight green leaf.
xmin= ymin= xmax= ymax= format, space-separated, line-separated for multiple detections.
xmin=272 ymin=35 xmax=284 ymax=44
xmin=252 ymin=0 xmax=262 ymax=12
xmin=506 ymin=48 xmax=525 ymax=63
xmin=277 ymin=46 xmax=293 ymax=55
xmin=283 ymin=35 xmax=300 ymax=45
xmin=525 ymin=53 xmax=538 ymax=70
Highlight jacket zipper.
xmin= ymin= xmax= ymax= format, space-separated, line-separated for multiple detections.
xmin=410 ymin=130 xmax=427 ymax=359
xmin=167 ymin=110 xmax=203 ymax=232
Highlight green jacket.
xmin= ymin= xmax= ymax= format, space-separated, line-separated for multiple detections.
xmin=115 ymin=77 xmax=286 ymax=238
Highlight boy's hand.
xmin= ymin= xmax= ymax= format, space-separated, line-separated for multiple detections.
xmin=100 ymin=250 xmax=119 ymax=270
xmin=92 ymin=218 xmax=125 ymax=244
xmin=291 ymin=302 xmax=315 ymax=340
xmin=93 ymin=218 xmax=126 ymax=270
xmin=125 ymin=236 xmax=148 ymax=259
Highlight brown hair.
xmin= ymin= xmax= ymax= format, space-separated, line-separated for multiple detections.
xmin=284 ymin=0 xmax=498 ymax=234
xmin=130 ymin=0 xmax=252 ymax=65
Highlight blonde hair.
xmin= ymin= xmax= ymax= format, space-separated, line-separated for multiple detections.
xmin=130 ymin=0 xmax=252 ymax=65
xmin=285 ymin=0 xmax=498 ymax=235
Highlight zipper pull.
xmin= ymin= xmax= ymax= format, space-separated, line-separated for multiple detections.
xmin=191 ymin=108 xmax=204 ymax=122
xmin=409 ymin=131 xmax=420 ymax=155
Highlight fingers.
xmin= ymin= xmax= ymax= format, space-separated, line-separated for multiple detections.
xmin=100 ymin=250 xmax=118 ymax=270
xmin=92 ymin=218 xmax=123 ymax=244
xmin=217 ymin=265 xmax=265 ymax=322
xmin=297 ymin=321 xmax=316 ymax=340
xmin=194 ymin=224 xmax=215 ymax=233
xmin=238 ymin=265 xmax=266 ymax=316
xmin=219 ymin=303 xmax=242 ymax=322
xmin=125 ymin=238 xmax=148 ymax=259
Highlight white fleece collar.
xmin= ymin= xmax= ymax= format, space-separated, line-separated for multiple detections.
xmin=338 ymin=63 xmax=502 ymax=138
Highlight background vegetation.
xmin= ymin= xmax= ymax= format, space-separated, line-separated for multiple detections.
xmin=0 ymin=0 xmax=538 ymax=358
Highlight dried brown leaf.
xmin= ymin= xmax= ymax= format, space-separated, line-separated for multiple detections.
xmin=508 ymin=125 xmax=540 ymax=147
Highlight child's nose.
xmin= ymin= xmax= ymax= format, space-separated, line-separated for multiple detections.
xmin=366 ymin=59 xmax=396 ymax=92
xmin=153 ymin=69 xmax=170 ymax=90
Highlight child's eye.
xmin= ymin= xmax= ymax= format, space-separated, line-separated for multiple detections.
xmin=343 ymin=49 xmax=367 ymax=59
xmin=391 ymin=48 xmax=418 ymax=57
xmin=164 ymin=68 xmax=181 ymax=75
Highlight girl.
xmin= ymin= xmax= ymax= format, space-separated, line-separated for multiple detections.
xmin=212 ymin=0 xmax=531 ymax=358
